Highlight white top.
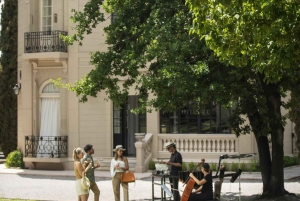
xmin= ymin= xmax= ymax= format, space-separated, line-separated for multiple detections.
xmin=110 ymin=158 xmax=126 ymax=177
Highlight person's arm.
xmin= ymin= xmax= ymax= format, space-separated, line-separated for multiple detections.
xmin=94 ymin=158 xmax=100 ymax=168
xmin=166 ymin=161 xmax=182 ymax=167
xmin=189 ymin=173 xmax=207 ymax=186
xmin=81 ymin=155 xmax=87 ymax=167
xmin=76 ymin=161 xmax=92 ymax=177
xmin=166 ymin=152 xmax=182 ymax=167
xmin=110 ymin=159 xmax=116 ymax=177
xmin=193 ymin=185 xmax=203 ymax=193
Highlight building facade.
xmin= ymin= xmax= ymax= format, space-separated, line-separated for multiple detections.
xmin=17 ymin=0 xmax=296 ymax=171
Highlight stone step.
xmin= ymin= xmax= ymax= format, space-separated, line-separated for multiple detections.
xmin=97 ymin=157 xmax=136 ymax=171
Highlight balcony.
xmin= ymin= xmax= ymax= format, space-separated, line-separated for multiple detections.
xmin=25 ymin=135 xmax=68 ymax=159
xmin=24 ymin=30 xmax=68 ymax=53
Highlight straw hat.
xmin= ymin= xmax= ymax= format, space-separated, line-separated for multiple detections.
xmin=113 ymin=145 xmax=126 ymax=152
xmin=164 ymin=142 xmax=176 ymax=149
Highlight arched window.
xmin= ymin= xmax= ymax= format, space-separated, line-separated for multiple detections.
xmin=39 ymin=82 xmax=60 ymax=137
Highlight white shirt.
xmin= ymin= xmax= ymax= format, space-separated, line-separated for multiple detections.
xmin=110 ymin=158 xmax=126 ymax=177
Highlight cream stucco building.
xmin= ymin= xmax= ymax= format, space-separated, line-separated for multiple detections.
xmin=17 ymin=0 xmax=297 ymax=171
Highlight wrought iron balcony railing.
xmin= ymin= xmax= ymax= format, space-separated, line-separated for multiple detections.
xmin=25 ymin=135 xmax=68 ymax=158
xmin=24 ymin=30 xmax=68 ymax=53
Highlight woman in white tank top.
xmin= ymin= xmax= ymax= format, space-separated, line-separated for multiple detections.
xmin=110 ymin=145 xmax=129 ymax=201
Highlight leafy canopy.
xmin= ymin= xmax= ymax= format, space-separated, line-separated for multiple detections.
xmin=186 ymin=0 xmax=300 ymax=83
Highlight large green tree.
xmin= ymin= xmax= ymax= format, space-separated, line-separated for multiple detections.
xmin=0 ymin=0 xmax=18 ymax=157
xmin=57 ymin=0 xmax=299 ymax=197
xmin=186 ymin=0 xmax=300 ymax=196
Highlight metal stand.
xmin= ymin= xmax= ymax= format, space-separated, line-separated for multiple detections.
xmin=238 ymin=157 xmax=241 ymax=201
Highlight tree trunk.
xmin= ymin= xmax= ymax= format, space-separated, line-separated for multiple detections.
xmin=255 ymin=135 xmax=272 ymax=194
xmin=246 ymin=106 xmax=272 ymax=194
xmin=261 ymin=81 xmax=285 ymax=196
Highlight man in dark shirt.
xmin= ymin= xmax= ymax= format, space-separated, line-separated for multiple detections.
xmin=82 ymin=144 xmax=101 ymax=201
xmin=164 ymin=142 xmax=182 ymax=201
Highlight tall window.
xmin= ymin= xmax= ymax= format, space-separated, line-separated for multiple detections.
xmin=42 ymin=0 xmax=52 ymax=31
xmin=160 ymin=102 xmax=231 ymax=134
xmin=39 ymin=82 xmax=60 ymax=137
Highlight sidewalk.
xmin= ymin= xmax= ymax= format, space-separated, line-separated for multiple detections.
xmin=1 ymin=163 xmax=299 ymax=180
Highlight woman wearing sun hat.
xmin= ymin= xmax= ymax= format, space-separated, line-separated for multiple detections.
xmin=110 ymin=145 xmax=129 ymax=201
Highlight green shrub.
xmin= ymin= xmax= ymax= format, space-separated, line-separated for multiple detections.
xmin=182 ymin=162 xmax=187 ymax=171
xmin=188 ymin=161 xmax=197 ymax=171
xmin=231 ymin=162 xmax=238 ymax=172
xmin=249 ymin=158 xmax=260 ymax=173
xmin=5 ymin=150 xmax=24 ymax=168
xmin=210 ymin=162 xmax=217 ymax=171
xmin=240 ymin=161 xmax=247 ymax=172
xmin=283 ymin=156 xmax=299 ymax=167
xmin=149 ymin=160 xmax=155 ymax=170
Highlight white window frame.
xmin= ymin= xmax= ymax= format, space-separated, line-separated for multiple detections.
xmin=38 ymin=81 xmax=60 ymax=134
xmin=41 ymin=0 xmax=53 ymax=32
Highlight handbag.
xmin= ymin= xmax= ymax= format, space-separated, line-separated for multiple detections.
xmin=121 ymin=171 xmax=136 ymax=183
xmin=81 ymin=172 xmax=90 ymax=190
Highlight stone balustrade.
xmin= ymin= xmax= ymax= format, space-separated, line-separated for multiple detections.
xmin=157 ymin=134 xmax=239 ymax=160
xmin=134 ymin=133 xmax=153 ymax=173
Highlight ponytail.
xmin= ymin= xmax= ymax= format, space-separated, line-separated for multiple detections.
xmin=73 ymin=147 xmax=83 ymax=161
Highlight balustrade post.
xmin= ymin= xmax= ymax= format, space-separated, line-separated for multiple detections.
xmin=203 ymin=140 xmax=207 ymax=152
xmin=231 ymin=140 xmax=235 ymax=152
xmin=134 ymin=133 xmax=146 ymax=173
xmin=217 ymin=140 xmax=220 ymax=152
xmin=221 ymin=140 xmax=225 ymax=152
xmin=207 ymin=139 xmax=211 ymax=152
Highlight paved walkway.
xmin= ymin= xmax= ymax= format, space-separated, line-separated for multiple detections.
xmin=1 ymin=164 xmax=300 ymax=180
xmin=0 ymin=164 xmax=300 ymax=201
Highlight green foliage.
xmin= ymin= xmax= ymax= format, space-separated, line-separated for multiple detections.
xmin=283 ymin=156 xmax=299 ymax=168
xmin=188 ymin=161 xmax=197 ymax=171
xmin=186 ymin=0 xmax=300 ymax=194
xmin=149 ymin=160 xmax=155 ymax=170
xmin=5 ymin=150 xmax=24 ymax=168
xmin=240 ymin=162 xmax=247 ymax=172
xmin=60 ymin=0 xmax=296 ymax=194
xmin=231 ymin=162 xmax=238 ymax=172
xmin=186 ymin=0 xmax=300 ymax=83
xmin=210 ymin=162 xmax=217 ymax=171
xmin=182 ymin=162 xmax=187 ymax=171
xmin=61 ymin=0 xmax=105 ymax=45
xmin=249 ymin=158 xmax=260 ymax=173
xmin=0 ymin=0 xmax=18 ymax=157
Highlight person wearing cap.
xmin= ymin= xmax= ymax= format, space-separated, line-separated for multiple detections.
xmin=110 ymin=145 xmax=129 ymax=201
xmin=164 ymin=142 xmax=182 ymax=201
xmin=188 ymin=163 xmax=213 ymax=201
xmin=82 ymin=144 xmax=101 ymax=201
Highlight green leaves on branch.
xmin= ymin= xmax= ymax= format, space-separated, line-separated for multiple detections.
xmin=186 ymin=0 xmax=300 ymax=83
xmin=61 ymin=0 xmax=105 ymax=45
